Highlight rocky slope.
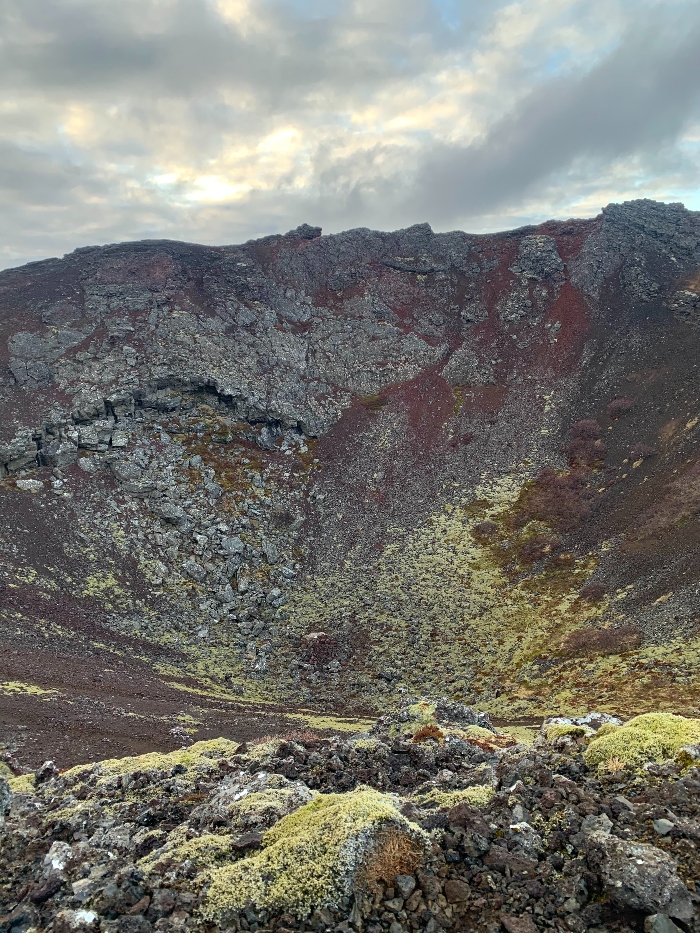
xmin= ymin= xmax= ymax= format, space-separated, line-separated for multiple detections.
xmin=1 ymin=200 xmax=700 ymax=769
xmin=1 ymin=703 xmax=700 ymax=933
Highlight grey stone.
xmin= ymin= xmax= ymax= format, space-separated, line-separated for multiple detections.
xmin=182 ymin=559 xmax=206 ymax=583
xmin=42 ymin=438 xmax=78 ymax=468
xmin=15 ymin=478 xmax=44 ymax=492
xmin=78 ymin=425 xmax=99 ymax=449
xmin=9 ymin=358 xmax=53 ymax=387
xmin=394 ymin=875 xmax=416 ymax=899
xmin=581 ymin=813 xmax=613 ymax=836
xmin=586 ymin=831 xmax=695 ymax=920
xmin=154 ymin=502 xmax=190 ymax=530
xmin=653 ymin=819 xmax=674 ymax=836
xmin=1 ymin=429 xmax=38 ymax=473
xmin=645 ymin=915 xmax=684 ymax=933
xmin=0 ymin=775 xmax=11 ymax=824
xmin=509 ymin=235 xmax=564 ymax=280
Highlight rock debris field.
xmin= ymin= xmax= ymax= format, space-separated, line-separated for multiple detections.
xmin=1 ymin=701 xmax=700 ymax=933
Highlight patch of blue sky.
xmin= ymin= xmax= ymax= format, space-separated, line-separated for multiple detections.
xmin=431 ymin=0 xmax=462 ymax=29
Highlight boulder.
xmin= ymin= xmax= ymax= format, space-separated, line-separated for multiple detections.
xmin=586 ymin=831 xmax=695 ymax=920
xmin=203 ymin=787 xmax=428 ymax=920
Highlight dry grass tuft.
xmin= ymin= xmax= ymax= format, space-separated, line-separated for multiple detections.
xmin=411 ymin=724 xmax=445 ymax=744
xmin=604 ymin=756 xmax=625 ymax=774
xmin=358 ymin=829 xmax=424 ymax=890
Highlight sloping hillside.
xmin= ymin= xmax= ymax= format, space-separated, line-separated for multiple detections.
xmin=1 ymin=200 xmax=699 ymax=768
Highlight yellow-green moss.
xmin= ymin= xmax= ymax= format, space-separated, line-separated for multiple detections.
xmin=226 ymin=783 xmax=316 ymax=831
xmin=675 ymin=746 xmax=700 ymax=771
xmin=291 ymin=713 xmax=376 ymax=733
xmin=584 ymin=727 xmax=664 ymax=771
xmin=143 ymin=831 xmax=238 ymax=874
xmin=545 ymin=724 xmax=591 ymax=742
xmin=463 ymin=725 xmax=501 ymax=742
xmin=622 ymin=713 xmax=700 ymax=755
xmin=247 ymin=739 xmax=286 ymax=760
xmin=585 ymin=713 xmax=700 ymax=771
xmin=504 ymin=726 xmax=536 ymax=746
xmin=8 ymin=772 xmax=36 ymax=794
xmin=203 ymin=787 xmax=427 ymax=920
xmin=281 ymin=475 xmax=611 ymax=718
xmin=64 ymin=737 xmax=240 ymax=784
xmin=0 ymin=681 xmax=58 ymax=697
xmin=415 ymin=785 xmax=495 ymax=810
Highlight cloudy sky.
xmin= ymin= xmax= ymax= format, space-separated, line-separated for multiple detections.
xmin=1 ymin=0 xmax=700 ymax=270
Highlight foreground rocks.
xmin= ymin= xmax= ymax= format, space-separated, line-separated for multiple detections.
xmin=1 ymin=703 xmax=699 ymax=933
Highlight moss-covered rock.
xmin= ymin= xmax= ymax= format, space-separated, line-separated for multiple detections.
xmin=197 ymin=770 xmax=316 ymax=833
xmin=414 ymin=785 xmax=495 ymax=810
xmin=203 ymin=787 xmax=427 ymax=920
xmin=584 ymin=713 xmax=700 ymax=771
xmin=64 ymin=737 xmax=241 ymax=787
xmin=545 ymin=723 xmax=590 ymax=741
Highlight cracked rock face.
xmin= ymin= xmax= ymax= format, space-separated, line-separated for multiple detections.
xmin=1 ymin=199 xmax=700 ymax=757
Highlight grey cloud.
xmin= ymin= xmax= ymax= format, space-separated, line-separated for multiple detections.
xmin=401 ymin=15 xmax=700 ymax=225
xmin=0 ymin=0 xmax=464 ymax=106
xmin=1 ymin=0 xmax=700 ymax=270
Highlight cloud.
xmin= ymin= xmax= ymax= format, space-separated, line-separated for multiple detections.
xmin=0 ymin=0 xmax=699 ymax=270
xmin=403 ymin=12 xmax=700 ymax=226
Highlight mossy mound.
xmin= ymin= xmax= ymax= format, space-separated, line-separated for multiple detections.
xmin=203 ymin=787 xmax=427 ymax=921
xmin=621 ymin=713 xmax=700 ymax=755
xmin=545 ymin=723 xmax=593 ymax=742
xmin=584 ymin=713 xmax=700 ymax=771
xmin=8 ymin=772 xmax=36 ymax=794
xmin=414 ymin=785 xmax=495 ymax=810
xmin=65 ymin=737 xmax=240 ymax=785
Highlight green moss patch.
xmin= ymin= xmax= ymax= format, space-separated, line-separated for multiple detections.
xmin=584 ymin=713 xmax=700 ymax=771
xmin=414 ymin=785 xmax=495 ymax=810
xmin=203 ymin=787 xmax=427 ymax=920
